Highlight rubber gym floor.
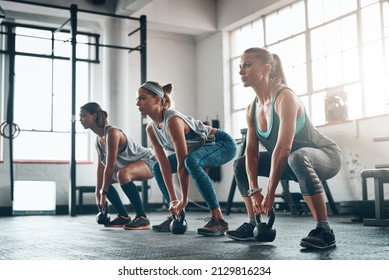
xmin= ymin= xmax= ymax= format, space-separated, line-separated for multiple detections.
xmin=0 ymin=210 xmax=388 ymax=260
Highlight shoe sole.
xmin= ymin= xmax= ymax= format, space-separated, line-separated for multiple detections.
xmin=104 ymin=224 xmax=127 ymax=228
xmin=152 ymin=228 xmax=171 ymax=232
xmin=300 ymin=240 xmax=336 ymax=250
xmin=123 ymin=225 xmax=151 ymax=230
xmin=196 ymin=230 xmax=226 ymax=237
xmin=224 ymin=232 xmax=255 ymax=241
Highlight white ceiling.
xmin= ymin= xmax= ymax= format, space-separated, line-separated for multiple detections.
xmin=0 ymin=0 xmax=217 ymax=37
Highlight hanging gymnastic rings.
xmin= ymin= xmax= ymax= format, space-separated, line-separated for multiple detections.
xmin=0 ymin=121 xmax=21 ymax=139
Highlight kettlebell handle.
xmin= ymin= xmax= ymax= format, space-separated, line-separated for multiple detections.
xmin=98 ymin=202 xmax=109 ymax=213
xmin=255 ymin=208 xmax=275 ymax=228
xmin=172 ymin=210 xmax=186 ymax=223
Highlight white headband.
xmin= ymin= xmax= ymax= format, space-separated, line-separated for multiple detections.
xmin=141 ymin=82 xmax=165 ymax=100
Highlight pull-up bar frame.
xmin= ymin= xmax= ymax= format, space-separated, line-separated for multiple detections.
xmin=1 ymin=0 xmax=148 ymax=216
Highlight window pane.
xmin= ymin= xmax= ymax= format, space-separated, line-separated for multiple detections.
xmin=231 ymin=22 xmax=263 ymax=58
xmin=291 ymin=1 xmax=306 ymax=34
xmin=384 ymin=3 xmax=389 ymax=37
xmin=231 ymin=110 xmax=247 ymax=139
xmin=76 ymin=62 xmax=90 ymax=118
xmin=326 ymin=53 xmax=343 ymax=87
xmin=15 ymin=27 xmax=52 ymax=55
xmin=361 ymin=3 xmax=381 ymax=44
xmin=288 ymin=63 xmax=307 ymax=95
xmin=231 ymin=57 xmax=241 ymax=85
xmin=360 ymin=0 xmax=379 ymax=8
xmin=325 ymin=20 xmax=342 ymax=55
xmin=311 ymin=91 xmax=326 ymax=125
xmin=265 ymin=12 xmax=281 ymax=45
xmin=340 ymin=0 xmax=357 ymax=15
xmin=13 ymin=131 xmax=88 ymax=161
xmin=14 ymin=56 xmax=52 ymax=130
xmin=323 ymin=0 xmax=340 ymax=22
xmin=77 ymin=34 xmax=91 ymax=60
xmin=232 ymin=85 xmax=254 ymax=111
xmin=311 ymin=27 xmax=325 ymax=59
xmin=312 ymin=58 xmax=326 ymax=91
xmin=344 ymin=83 xmax=362 ymax=120
xmin=53 ymin=59 xmax=71 ymax=131
xmin=269 ymin=35 xmax=306 ymax=94
xmin=365 ymin=78 xmax=386 ymax=116
xmin=341 ymin=15 xmax=357 ymax=50
xmin=300 ymin=95 xmax=310 ymax=118
xmin=53 ymin=31 xmax=71 ymax=57
xmin=362 ymin=41 xmax=384 ymax=81
xmin=308 ymin=0 xmax=324 ymax=28
xmin=342 ymin=48 xmax=359 ymax=83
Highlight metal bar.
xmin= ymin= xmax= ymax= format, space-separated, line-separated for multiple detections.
xmin=128 ymin=27 xmax=141 ymax=37
xmin=139 ymin=15 xmax=149 ymax=211
xmin=0 ymin=50 xmax=99 ymax=63
xmin=53 ymin=18 xmax=71 ymax=34
xmin=6 ymin=25 xmax=15 ymax=202
xmin=69 ymin=4 xmax=77 ymax=217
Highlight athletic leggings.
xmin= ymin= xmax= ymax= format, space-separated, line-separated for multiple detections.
xmin=153 ymin=129 xmax=237 ymax=210
xmin=234 ymin=147 xmax=342 ymax=197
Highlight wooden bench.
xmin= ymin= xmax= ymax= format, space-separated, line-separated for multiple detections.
xmin=360 ymin=169 xmax=389 ymax=226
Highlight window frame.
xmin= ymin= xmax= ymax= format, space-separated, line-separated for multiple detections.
xmin=0 ymin=21 xmax=99 ymax=163
xmin=229 ymin=0 xmax=389 ymax=138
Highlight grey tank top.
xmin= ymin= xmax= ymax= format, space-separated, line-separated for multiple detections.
xmin=254 ymin=90 xmax=341 ymax=154
xmin=151 ymin=109 xmax=213 ymax=153
xmin=96 ymin=125 xmax=155 ymax=169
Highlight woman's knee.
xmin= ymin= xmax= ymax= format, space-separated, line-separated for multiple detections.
xmin=233 ymin=156 xmax=246 ymax=175
xmin=184 ymin=155 xmax=199 ymax=172
xmin=288 ymin=150 xmax=306 ymax=168
xmin=116 ymin=169 xmax=130 ymax=184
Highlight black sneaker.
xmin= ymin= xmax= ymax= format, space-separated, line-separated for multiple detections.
xmin=152 ymin=216 xmax=173 ymax=232
xmin=123 ymin=216 xmax=151 ymax=230
xmin=104 ymin=215 xmax=131 ymax=228
xmin=225 ymin=222 xmax=255 ymax=241
xmin=300 ymin=227 xmax=336 ymax=249
xmin=197 ymin=217 xmax=228 ymax=237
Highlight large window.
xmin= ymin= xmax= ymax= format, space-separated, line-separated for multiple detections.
xmin=1 ymin=24 xmax=98 ymax=161
xmin=230 ymin=0 xmax=389 ymax=138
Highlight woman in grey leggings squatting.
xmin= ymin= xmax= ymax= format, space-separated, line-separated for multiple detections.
xmin=225 ymin=48 xmax=342 ymax=249
xmin=136 ymin=81 xmax=237 ymax=236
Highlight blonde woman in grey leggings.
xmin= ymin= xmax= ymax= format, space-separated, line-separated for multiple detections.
xmin=225 ymin=47 xmax=342 ymax=250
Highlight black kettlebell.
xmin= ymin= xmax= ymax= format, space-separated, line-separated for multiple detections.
xmin=253 ymin=208 xmax=276 ymax=242
xmin=170 ymin=211 xmax=188 ymax=234
xmin=96 ymin=203 xmax=110 ymax=225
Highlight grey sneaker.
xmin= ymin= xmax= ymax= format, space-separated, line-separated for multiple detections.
xmin=123 ymin=216 xmax=151 ymax=230
xmin=104 ymin=215 xmax=131 ymax=228
xmin=152 ymin=216 xmax=173 ymax=232
xmin=225 ymin=222 xmax=255 ymax=241
xmin=300 ymin=227 xmax=336 ymax=249
xmin=196 ymin=217 xmax=228 ymax=237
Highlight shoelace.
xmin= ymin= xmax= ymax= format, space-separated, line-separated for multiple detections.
xmin=203 ymin=217 xmax=219 ymax=227
xmin=237 ymin=223 xmax=254 ymax=232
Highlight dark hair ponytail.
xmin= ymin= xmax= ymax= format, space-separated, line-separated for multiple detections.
xmin=80 ymin=102 xmax=108 ymax=128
